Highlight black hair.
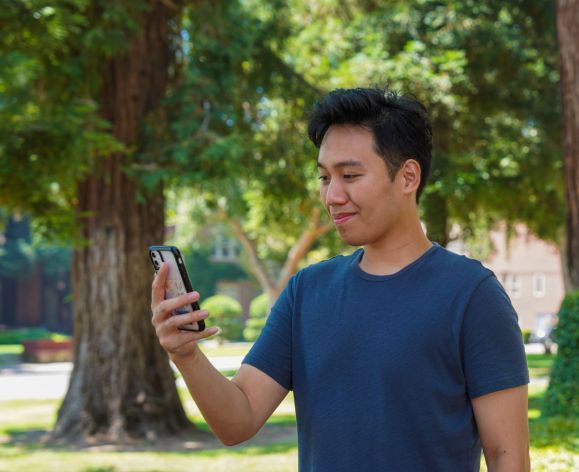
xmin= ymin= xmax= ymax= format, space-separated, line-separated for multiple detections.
xmin=307 ymin=87 xmax=432 ymax=202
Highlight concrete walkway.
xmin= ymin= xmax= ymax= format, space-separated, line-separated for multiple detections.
xmin=0 ymin=356 xmax=244 ymax=401
xmin=0 ymin=344 xmax=550 ymax=401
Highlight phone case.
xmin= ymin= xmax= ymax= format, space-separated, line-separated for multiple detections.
xmin=149 ymin=245 xmax=205 ymax=332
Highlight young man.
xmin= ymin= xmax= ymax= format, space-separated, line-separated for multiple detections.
xmin=151 ymin=88 xmax=530 ymax=471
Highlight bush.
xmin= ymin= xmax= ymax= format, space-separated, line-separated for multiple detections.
xmin=243 ymin=293 xmax=270 ymax=342
xmin=522 ymin=329 xmax=532 ymax=344
xmin=542 ymin=291 xmax=579 ymax=417
xmin=202 ymin=295 xmax=243 ymax=342
xmin=0 ymin=328 xmax=70 ymax=345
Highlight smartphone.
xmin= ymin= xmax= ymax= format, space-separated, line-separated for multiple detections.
xmin=149 ymin=245 xmax=205 ymax=332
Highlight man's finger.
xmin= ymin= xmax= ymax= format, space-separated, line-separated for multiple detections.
xmin=168 ymin=309 xmax=209 ymax=330
xmin=153 ymin=291 xmax=200 ymax=321
xmin=151 ymin=263 xmax=169 ymax=308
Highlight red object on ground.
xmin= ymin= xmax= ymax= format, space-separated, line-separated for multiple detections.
xmin=22 ymin=340 xmax=73 ymax=363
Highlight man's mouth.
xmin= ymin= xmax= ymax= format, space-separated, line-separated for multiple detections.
xmin=332 ymin=213 xmax=356 ymax=225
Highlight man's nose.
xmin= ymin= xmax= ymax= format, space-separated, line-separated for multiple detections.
xmin=324 ymin=179 xmax=348 ymax=206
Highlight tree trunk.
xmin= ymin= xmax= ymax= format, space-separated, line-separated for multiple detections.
xmin=556 ymin=0 xmax=579 ymax=292
xmin=52 ymin=0 xmax=192 ymax=442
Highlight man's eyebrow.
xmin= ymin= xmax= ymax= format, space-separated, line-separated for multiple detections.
xmin=317 ymin=160 xmax=365 ymax=169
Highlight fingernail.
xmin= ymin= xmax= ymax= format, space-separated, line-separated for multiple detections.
xmin=208 ymin=327 xmax=220 ymax=335
xmin=188 ymin=292 xmax=198 ymax=301
xmin=199 ymin=311 xmax=209 ymax=319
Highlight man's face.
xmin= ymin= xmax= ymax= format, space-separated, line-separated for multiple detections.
xmin=317 ymin=125 xmax=406 ymax=247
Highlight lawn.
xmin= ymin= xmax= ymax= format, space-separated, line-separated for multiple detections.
xmin=0 ymin=393 xmax=298 ymax=472
xmin=526 ymin=354 xmax=555 ymax=378
xmin=0 ymin=349 xmax=576 ymax=471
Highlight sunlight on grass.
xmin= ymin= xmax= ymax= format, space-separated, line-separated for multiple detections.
xmin=1 ymin=357 xmax=576 ymax=471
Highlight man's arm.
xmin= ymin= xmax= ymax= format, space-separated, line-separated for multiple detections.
xmin=471 ymin=385 xmax=530 ymax=472
xmin=152 ymin=264 xmax=288 ymax=445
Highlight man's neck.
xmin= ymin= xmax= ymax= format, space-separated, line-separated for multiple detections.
xmin=359 ymin=231 xmax=433 ymax=276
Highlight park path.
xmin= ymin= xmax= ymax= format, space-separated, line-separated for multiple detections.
xmin=0 ymin=345 xmax=548 ymax=401
xmin=0 ymin=356 xmax=243 ymax=401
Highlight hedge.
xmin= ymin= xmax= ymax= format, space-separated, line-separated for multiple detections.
xmin=243 ymin=294 xmax=270 ymax=342
xmin=542 ymin=291 xmax=579 ymax=417
xmin=202 ymin=294 xmax=243 ymax=342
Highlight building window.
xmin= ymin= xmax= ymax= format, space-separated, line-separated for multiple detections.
xmin=502 ymin=274 xmax=522 ymax=298
xmin=211 ymin=234 xmax=241 ymax=263
xmin=533 ymin=273 xmax=546 ymax=298
xmin=510 ymin=275 xmax=522 ymax=298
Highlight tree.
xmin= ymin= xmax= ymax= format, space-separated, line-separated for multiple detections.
xmin=275 ymin=0 xmax=563 ymax=247
xmin=556 ymin=0 xmax=579 ymax=291
xmin=0 ymin=1 xmax=191 ymax=442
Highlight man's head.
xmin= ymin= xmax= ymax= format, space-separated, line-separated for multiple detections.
xmin=308 ymin=87 xmax=432 ymax=248
xmin=308 ymin=87 xmax=432 ymax=202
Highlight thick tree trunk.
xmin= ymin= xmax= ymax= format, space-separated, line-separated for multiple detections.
xmin=556 ymin=0 xmax=579 ymax=292
xmin=52 ymin=0 xmax=192 ymax=442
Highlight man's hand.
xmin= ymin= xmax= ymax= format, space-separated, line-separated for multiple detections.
xmin=151 ymin=263 xmax=219 ymax=359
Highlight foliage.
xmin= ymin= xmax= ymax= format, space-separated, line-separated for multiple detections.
xmin=279 ymin=0 xmax=563 ymax=244
xmin=202 ymin=294 xmax=244 ymax=342
xmin=243 ymin=293 xmax=269 ymax=341
xmin=0 ymin=327 xmax=70 ymax=345
xmin=543 ymin=291 xmax=579 ymax=417
xmin=0 ymin=1 xmax=127 ymax=242
xmin=179 ymin=247 xmax=248 ymax=301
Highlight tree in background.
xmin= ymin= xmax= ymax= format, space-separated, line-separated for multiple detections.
xmin=1 ymin=1 xmax=191 ymax=442
xmin=270 ymin=0 xmax=563 ymax=247
xmin=556 ymin=0 xmax=579 ymax=291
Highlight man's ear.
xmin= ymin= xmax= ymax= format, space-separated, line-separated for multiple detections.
xmin=399 ymin=159 xmax=422 ymax=195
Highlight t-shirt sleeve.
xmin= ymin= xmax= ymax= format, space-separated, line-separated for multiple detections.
xmin=462 ymin=275 xmax=529 ymax=399
xmin=241 ymin=276 xmax=295 ymax=391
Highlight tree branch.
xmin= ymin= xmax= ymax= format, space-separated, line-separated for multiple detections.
xmin=228 ymin=218 xmax=276 ymax=297
xmin=275 ymin=208 xmax=332 ymax=296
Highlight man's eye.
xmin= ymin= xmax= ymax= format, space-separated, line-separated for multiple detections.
xmin=343 ymin=174 xmax=360 ymax=180
xmin=318 ymin=175 xmax=329 ymax=183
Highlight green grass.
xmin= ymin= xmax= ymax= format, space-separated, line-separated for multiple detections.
xmin=527 ymin=353 xmax=555 ymax=379
xmin=0 ymin=392 xmax=298 ymax=472
xmin=0 ymin=344 xmax=23 ymax=366
xmin=0 ymin=349 xmax=572 ymax=471
xmin=1 ymin=385 xmax=577 ymax=471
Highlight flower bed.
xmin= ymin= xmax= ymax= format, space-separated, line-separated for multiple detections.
xmin=21 ymin=339 xmax=73 ymax=363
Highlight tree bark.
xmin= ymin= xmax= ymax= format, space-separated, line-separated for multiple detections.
xmin=556 ymin=0 xmax=579 ymax=292
xmin=52 ymin=0 xmax=192 ymax=442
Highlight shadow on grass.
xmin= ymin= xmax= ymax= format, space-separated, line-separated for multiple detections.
xmin=0 ymin=416 xmax=297 ymax=457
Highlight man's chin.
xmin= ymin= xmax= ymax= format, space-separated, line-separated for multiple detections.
xmin=336 ymin=230 xmax=366 ymax=247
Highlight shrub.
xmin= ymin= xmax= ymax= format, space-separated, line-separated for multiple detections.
xmin=522 ymin=329 xmax=532 ymax=344
xmin=0 ymin=328 xmax=70 ymax=345
xmin=243 ymin=293 xmax=270 ymax=342
xmin=202 ymin=295 xmax=243 ymax=342
xmin=542 ymin=291 xmax=579 ymax=417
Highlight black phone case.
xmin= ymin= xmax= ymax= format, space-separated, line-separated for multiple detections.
xmin=149 ymin=245 xmax=206 ymax=332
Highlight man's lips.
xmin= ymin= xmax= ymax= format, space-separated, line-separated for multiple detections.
xmin=332 ymin=212 xmax=356 ymax=225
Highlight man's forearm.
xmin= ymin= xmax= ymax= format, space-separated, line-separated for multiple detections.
xmin=485 ymin=448 xmax=530 ymax=472
xmin=172 ymin=347 xmax=254 ymax=445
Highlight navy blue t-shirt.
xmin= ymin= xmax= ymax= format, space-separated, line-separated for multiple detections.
xmin=243 ymin=244 xmax=529 ymax=471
